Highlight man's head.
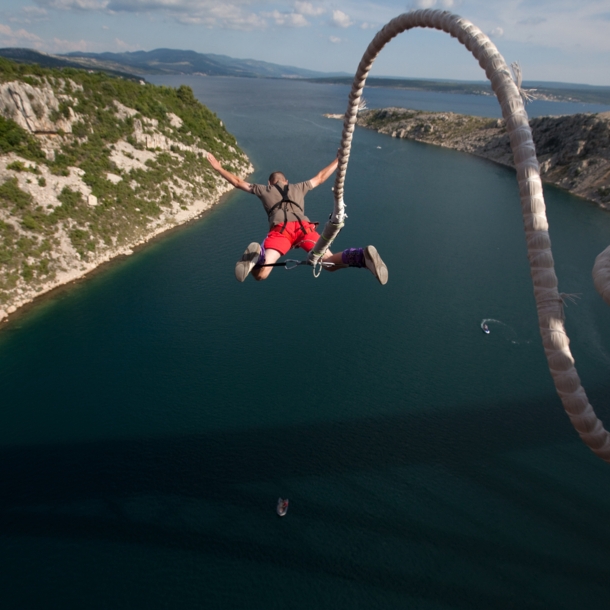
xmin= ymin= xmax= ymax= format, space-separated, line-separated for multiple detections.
xmin=268 ymin=171 xmax=287 ymax=186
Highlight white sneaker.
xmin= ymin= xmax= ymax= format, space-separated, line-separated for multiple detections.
xmin=235 ymin=242 xmax=260 ymax=282
xmin=364 ymin=245 xmax=388 ymax=285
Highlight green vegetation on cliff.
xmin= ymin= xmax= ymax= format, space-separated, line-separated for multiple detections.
xmin=0 ymin=58 xmax=250 ymax=311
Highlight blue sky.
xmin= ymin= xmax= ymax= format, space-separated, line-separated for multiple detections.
xmin=1 ymin=0 xmax=609 ymax=86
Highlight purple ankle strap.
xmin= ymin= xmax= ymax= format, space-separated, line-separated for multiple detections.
xmin=254 ymin=244 xmax=266 ymax=268
xmin=342 ymin=247 xmax=365 ymax=268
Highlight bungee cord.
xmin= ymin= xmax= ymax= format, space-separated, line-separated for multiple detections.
xmin=309 ymin=8 xmax=610 ymax=461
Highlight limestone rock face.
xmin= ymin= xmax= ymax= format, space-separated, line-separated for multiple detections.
xmin=530 ymin=112 xmax=610 ymax=205
xmin=0 ymin=74 xmax=253 ymax=323
xmin=0 ymin=80 xmax=82 ymax=134
xmin=353 ymin=108 xmax=610 ymax=208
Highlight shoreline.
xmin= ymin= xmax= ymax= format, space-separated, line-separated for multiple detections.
xmin=327 ymin=108 xmax=610 ymax=210
xmin=0 ymin=69 xmax=254 ymax=329
xmin=0 ymin=182 xmax=243 ymax=329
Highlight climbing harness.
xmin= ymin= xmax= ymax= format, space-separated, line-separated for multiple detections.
xmin=258 ymin=259 xmax=335 ymax=271
xmin=262 ymin=194 xmax=330 ymax=273
xmin=257 ymin=237 xmax=334 ymax=272
xmin=267 ymin=183 xmax=311 ymax=236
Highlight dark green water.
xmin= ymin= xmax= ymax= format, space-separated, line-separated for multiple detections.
xmin=1 ymin=77 xmax=609 ymax=609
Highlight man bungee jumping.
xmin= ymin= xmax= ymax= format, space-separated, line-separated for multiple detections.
xmin=207 ymin=152 xmax=388 ymax=284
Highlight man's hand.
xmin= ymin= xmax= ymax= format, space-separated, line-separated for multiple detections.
xmin=207 ymin=152 xmax=222 ymax=171
xmin=207 ymin=152 xmax=252 ymax=192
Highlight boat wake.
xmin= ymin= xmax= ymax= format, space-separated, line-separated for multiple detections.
xmin=480 ymin=318 xmax=531 ymax=345
xmin=294 ymin=116 xmax=335 ymax=132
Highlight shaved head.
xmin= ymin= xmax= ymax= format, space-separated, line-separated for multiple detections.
xmin=268 ymin=171 xmax=287 ymax=185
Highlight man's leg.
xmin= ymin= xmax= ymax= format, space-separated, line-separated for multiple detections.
xmin=321 ymin=250 xmax=346 ymax=272
xmin=249 ymin=224 xmax=295 ymax=281
xmin=235 ymin=242 xmax=262 ymax=282
xmin=251 ymin=248 xmax=282 ymax=281
xmin=296 ymin=228 xmax=346 ymax=272
xmin=235 ymin=223 xmax=292 ymax=282
xmin=296 ymin=225 xmax=387 ymax=283
xmin=322 ymin=247 xmax=388 ymax=285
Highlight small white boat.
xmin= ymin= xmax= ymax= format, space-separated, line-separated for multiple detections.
xmin=277 ymin=498 xmax=289 ymax=517
xmin=482 ymin=323 xmax=490 ymax=334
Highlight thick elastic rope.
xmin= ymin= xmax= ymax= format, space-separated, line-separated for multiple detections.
xmin=311 ymin=8 xmax=610 ymax=461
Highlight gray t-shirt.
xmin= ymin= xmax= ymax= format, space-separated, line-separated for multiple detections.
xmin=251 ymin=181 xmax=313 ymax=229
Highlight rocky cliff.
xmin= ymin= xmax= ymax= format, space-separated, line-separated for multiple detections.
xmin=339 ymin=108 xmax=610 ymax=208
xmin=0 ymin=59 xmax=252 ymax=323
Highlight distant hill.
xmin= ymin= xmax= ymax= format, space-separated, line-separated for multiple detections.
xmin=0 ymin=48 xmax=141 ymax=81
xmin=0 ymin=48 xmax=348 ymax=79
xmin=307 ymin=76 xmax=610 ymax=106
xmin=62 ymin=49 xmax=344 ymax=79
xmin=2 ymin=47 xmax=609 ymax=105
xmin=0 ymin=47 xmax=351 ymax=80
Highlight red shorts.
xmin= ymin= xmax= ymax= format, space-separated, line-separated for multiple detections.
xmin=263 ymin=221 xmax=320 ymax=256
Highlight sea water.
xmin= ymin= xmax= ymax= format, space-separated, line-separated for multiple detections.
xmin=1 ymin=76 xmax=609 ymax=609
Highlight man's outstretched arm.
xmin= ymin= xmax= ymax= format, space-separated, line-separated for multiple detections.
xmin=207 ymin=153 xmax=253 ymax=193
xmin=309 ymin=155 xmax=339 ymax=188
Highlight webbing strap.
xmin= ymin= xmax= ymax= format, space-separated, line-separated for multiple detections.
xmin=269 ymin=183 xmax=308 ymax=234
xmin=259 ymin=259 xmax=335 ymax=271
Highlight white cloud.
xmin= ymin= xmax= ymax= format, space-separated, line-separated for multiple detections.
xmin=40 ymin=0 xmax=107 ymax=9
xmin=331 ymin=9 xmax=352 ymax=28
xmin=517 ymin=16 xmax=547 ymax=26
xmin=92 ymin=0 xmax=269 ymax=30
xmin=294 ymin=1 xmax=324 ymax=17
xmin=200 ymin=5 xmax=267 ymax=30
xmin=50 ymin=36 xmax=90 ymax=52
xmin=105 ymin=0 xmax=205 ymax=12
xmin=0 ymin=23 xmax=43 ymax=44
xmin=22 ymin=6 xmax=49 ymax=16
xmin=49 ymin=37 xmax=138 ymax=53
xmin=7 ymin=5 xmax=49 ymax=24
xmin=329 ymin=35 xmax=342 ymax=44
xmin=114 ymin=37 xmax=137 ymax=50
xmin=20 ymin=0 xmax=610 ymax=67
xmin=0 ymin=21 xmax=134 ymax=54
xmin=411 ymin=0 xmax=455 ymax=8
xmin=34 ymin=0 xmax=269 ymax=30
xmin=267 ymin=10 xmax=309 ymax=27
xmin=489 ymin=26 xmax=503 ymax=38
xmin=8 ymin=6 xmax=49 ymax=25
xmin=464 ymin=0 xmax=610 ymax=55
